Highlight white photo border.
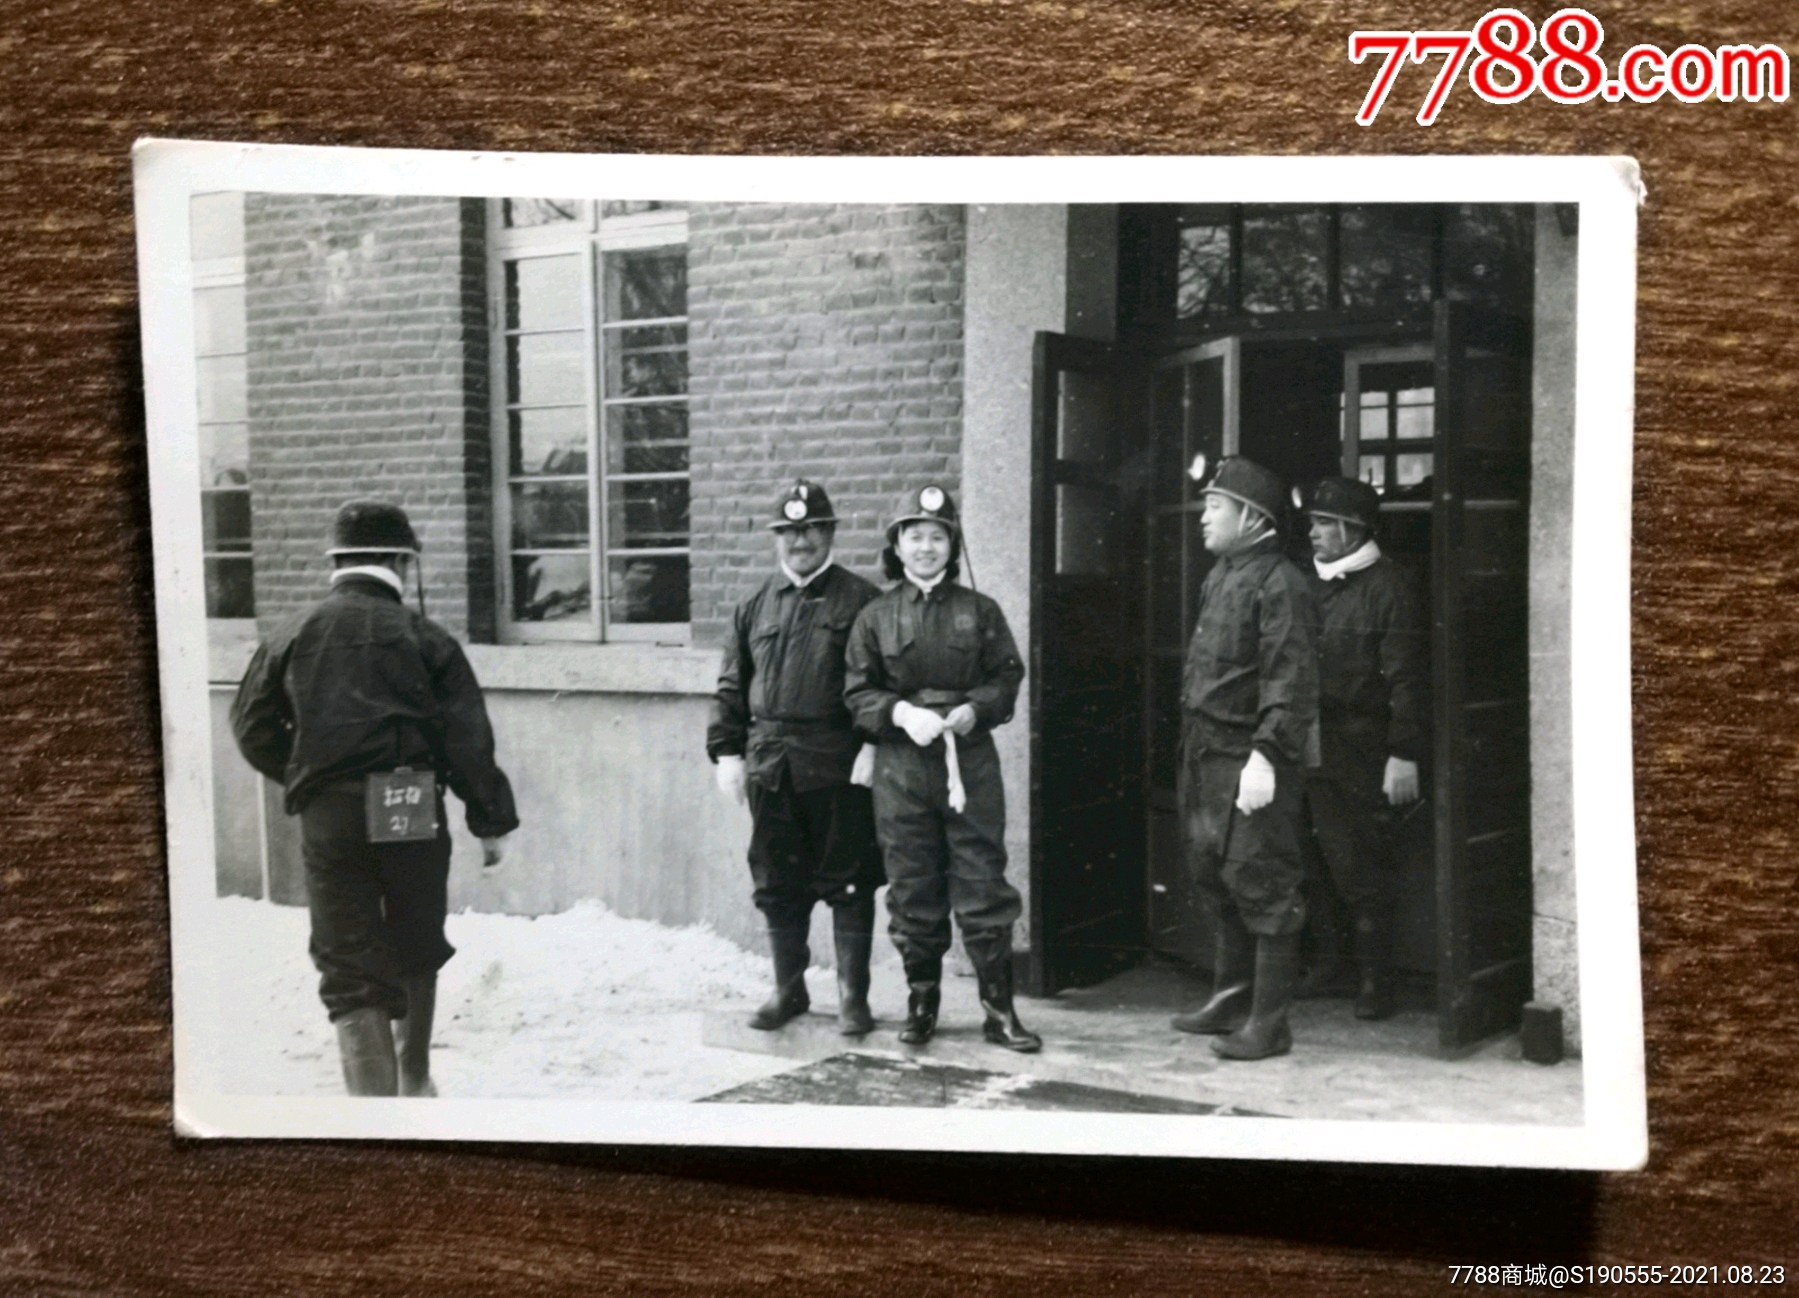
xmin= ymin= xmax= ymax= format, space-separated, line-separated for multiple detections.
xmin=134 ymin=140 xmax=1644 ymax=1169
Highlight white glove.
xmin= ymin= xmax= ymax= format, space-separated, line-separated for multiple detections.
xmin=1235 ymin=750 xmax=1276 ymax=814
xmin=850 ymin=744 xmax=876 ymax=788
xmin=892 ymin=701 xmax=945 ymax=747
xmin=1383 ymin=756 xmax=1421 ymax=806
xmin=944 ymin=703 xmax=978 ymax=737
xmin=714 ymin=755 xmax=747 ymax=805
xmin=480 ymin=835 xmax=509 ymax=872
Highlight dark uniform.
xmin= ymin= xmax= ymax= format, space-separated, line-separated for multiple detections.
xmin=231 ymin=501 xmax=517 ymax=1096
xmin=844 ymin=484 xmax=1038 ymax=1051
xmin=1304 ymin=476 xmax=1428 ymax=1018
xmin=706 ymin=479 xmax=883 ymax=1035
xmin=1172 ymin=456 xmax=1319 ymax=1062
xmin=1182 ymin=534 xmax=1320 ymax=936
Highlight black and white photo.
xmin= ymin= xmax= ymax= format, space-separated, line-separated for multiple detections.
xmin=136 ymin=143 xmax=1644 ymax=1167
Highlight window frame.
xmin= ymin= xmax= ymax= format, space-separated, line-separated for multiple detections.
xmin=487 ymin=201 xmax=691 ymax=645
xmin=192 ymin=191 xmax=255 ymax=627
xmin=1341 ymin=344 xmax=1436 ymax=514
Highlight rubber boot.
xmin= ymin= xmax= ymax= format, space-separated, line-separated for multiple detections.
xmin=1172 ymin=911 xmax=1255 ymax=1034
xmin=1297 ymin=849 xmax=1352 ymax=998
xmin=394 ymin=974 xmax=439 ymax=1097
xmin=1352 ymin=913 xmax=1396 ymax=1021
xmin=966 ymin=929 xmax=1041 ymax=1054
xmin=897 ymin=959 xmax=942 ymax=1045
xmin=748 ymin=924 xmax=811 ymax=1030
xmin=334 ymin=1006 xmax=399 ymax=1097
xmin=832 ymin=899 xmax=876 ymax=1037
xmin=1212 ymin=932 xmax=1300 ymax=1061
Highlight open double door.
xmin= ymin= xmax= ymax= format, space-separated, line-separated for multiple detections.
xmin=1027 ymin=303 xmax=1533 ymax=1051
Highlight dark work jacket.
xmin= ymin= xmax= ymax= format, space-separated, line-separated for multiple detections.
xmin=1182 ymin=535 xmax=1320 ymax=766
xmin=1309 ymin=556 xmax=1429 ymax=787
xmin=707 ymin=563 xmax=881 ymax=792
xmin=844 ymin=579 xmax=1025 ymax=743
xmin=230 ymin=575 xmax=519 ymax=839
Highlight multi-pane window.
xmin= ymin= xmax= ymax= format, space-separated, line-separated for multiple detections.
xmin=1166 ymin=203 xmax=1533 ymax=323
xmin=490 ymin=200 xmax=690 ymax=643
xmin=191 ymin=192 xmax=253 ymax=619
xmin=1352 ymin=361 xmax=1435 ymax=500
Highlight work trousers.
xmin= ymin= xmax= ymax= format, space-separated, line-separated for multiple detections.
xmin=1181 ymin=746 xmax=1308 ymax=937
xmin=1305 ymin=773 xmax=1397 ymax=918
xmin=871 ymin=733 xmax=1021 ymax=967
xmin=300 ymin=786 xmax=454 ymax=1022
xmin=745 ymin=768 xmax=884 ymax=932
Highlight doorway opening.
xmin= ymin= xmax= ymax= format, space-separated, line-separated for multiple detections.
xmin=1028 ymin=203 xmax=1537 ymax=1051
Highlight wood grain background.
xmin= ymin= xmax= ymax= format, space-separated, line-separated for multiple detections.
xmin=3 ymin=1 xmax=1796 ymax=1292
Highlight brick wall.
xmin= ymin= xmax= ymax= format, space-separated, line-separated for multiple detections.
xmin=687 ymin=203 xmax=966 ymax=645
xmin=244 ymin=194 xmax=492 ymax=641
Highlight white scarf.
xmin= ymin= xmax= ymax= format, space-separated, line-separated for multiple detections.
xmin=780 ymin=555 xmax=834 ymax=589
xmin=1314 ymin=538 xmax=1382 ymax=582
xmin=330 ymin=564 xmax=405 ymax=597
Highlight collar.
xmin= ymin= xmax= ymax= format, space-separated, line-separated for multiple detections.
xmin=1314 ymin=539 xmax=1382 ymax=582
xmin=1220 ymin=532 xmax=1280 ymax=566
xmin=779 ymin=556 xmax=834 ymax=591
xmin=903 ymin=569 xmax=948 ymax=597
xmin=331 ymin=565 xmax=405 ymax=599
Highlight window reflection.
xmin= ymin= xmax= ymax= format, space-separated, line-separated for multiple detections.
xmin=1339 ymin=206 xmax=1435 ymax=310
xmin=1155 ymin=203 xmax=1535 ymax=323
xmin=1240 ymin=208 xmax=1329 ymax=313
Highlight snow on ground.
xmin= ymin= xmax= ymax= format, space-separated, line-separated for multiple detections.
xmin=210 ymin=896 xmax=799 ymax=1100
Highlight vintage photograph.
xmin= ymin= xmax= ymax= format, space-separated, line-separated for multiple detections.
xmin=137 ymin=144 xmax=1644 ymax=1166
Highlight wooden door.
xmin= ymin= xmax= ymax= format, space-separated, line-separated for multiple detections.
xmin=1026 ymin=332 xmax=1147 ymax=995
xmin=1143 ymin=339 xmax=1239 ymax=965
xmin=1431 ymin=301 xmax=1535 ymax=1049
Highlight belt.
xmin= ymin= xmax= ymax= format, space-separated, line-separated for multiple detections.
xmin=749 ymin=717 xmax=849 ymax=733
xmin=903 ymin=689 xmax=968 ymax=712
xmin=315 ymin=771 xmax=443 ymax=797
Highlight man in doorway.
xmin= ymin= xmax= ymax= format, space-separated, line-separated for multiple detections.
xmin=1172 ymin=456 xmax=1320 ymax=1061
xmin=1300 ymin=477 xmax=1428 ymax=1020
xmin=708 ymin=480 xmax=885 ymax=1036
xmin=230 ymin=501 xmax=517 ymax=1097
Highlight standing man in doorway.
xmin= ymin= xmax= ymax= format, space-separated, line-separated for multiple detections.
xmin=1301 ymin=477 xmax=1428 ymax=1020
xmin=231 ymin=500 xmax=517 ymax=1097
xmin=1172 ymin=457 xmax=1320 ymax=1061
xmin=708 ymin=480 xmax=885 ymax=1037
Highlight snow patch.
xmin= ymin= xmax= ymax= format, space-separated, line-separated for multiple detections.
xmin=207 ymin=896 xmax=799 ymax=1101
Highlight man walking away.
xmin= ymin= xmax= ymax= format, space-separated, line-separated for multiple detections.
xmin=231 ymin=501 xmax=517 ymax=1097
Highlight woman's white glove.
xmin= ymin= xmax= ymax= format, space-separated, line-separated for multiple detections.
xmin=944 ymin=703 xmax=978 ymax=737
xmin=1383 ymin=756 xmax=1421 ymax=806
xmin=892 ymin=700 xmax=945 ymax=747
xmin=850 ymin=744 xmax=877 ymax=788
xmin=1235 ymin=749 xmax=1277 ymax=814
xmin=714 ymin=755 xmax=747 ymax=805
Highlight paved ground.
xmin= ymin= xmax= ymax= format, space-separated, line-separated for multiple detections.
xmin=703 ymin=961 xmax=1584 ymax=1124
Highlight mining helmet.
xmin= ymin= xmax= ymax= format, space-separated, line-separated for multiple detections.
xmin=1305 ymin=476 xmax=1381 ymax=533
xmin=885 ymin=483 xmax=960 ymax=542
xmin=769 ymin=478 xmax=838 ymax=530
xmin=327 ymin=500 xmax=421 ymax=555
xmin=1194 ymin=455 xmax=1287 ymax=523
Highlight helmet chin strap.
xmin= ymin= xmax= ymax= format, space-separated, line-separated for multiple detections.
xmin=1231 ymin=506 xmax=1273 ymax=552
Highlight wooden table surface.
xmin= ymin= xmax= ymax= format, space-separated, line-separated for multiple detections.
xmin=3 ymin=2 xmax=1795 ymax=1293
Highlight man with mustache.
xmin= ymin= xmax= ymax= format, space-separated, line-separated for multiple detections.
xmin=708 ymin=480 xmax=884 ymax=1036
